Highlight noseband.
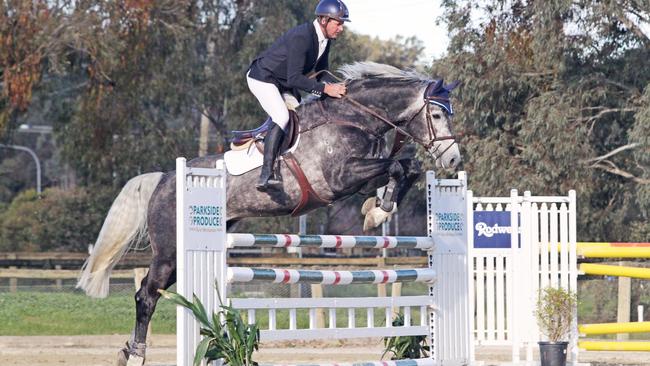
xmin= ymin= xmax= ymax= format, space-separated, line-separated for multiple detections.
xmin=308 ymin=70 xmax=458 ymax=159
xmin=341 ymin=84 xmax=457 ymax=158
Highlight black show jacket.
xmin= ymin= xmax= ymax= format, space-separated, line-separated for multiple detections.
xmin=248 ymin=22 xmax=330 ymax=97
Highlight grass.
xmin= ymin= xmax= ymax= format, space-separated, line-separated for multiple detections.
xmin=0 ymin=285 xmax=428 ymax=336
xmin=5 ymin=282 xmax=647 ymax=340
xmin=0 ymin=291 xmax=176 ymax=335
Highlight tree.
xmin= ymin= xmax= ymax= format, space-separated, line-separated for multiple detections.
xmin=432 ymin=0 xmax=649 ymax=240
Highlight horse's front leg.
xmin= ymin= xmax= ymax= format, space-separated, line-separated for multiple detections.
xmin=361 ymin=160 xmax=404 ymax=230
xmin=328 ymin=157 xmax=415 ymax=230
xmin=359 ymin=158 xmax=422 ymax=230
xmin=391 ymin=157 xmax=422 ymax=205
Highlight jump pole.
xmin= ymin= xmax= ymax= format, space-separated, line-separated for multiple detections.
xmin=579 ymin=321 xmax=650 ymax=335
xmin=579 ymin=263 xmax=650 ymax=279
xmin=578 ymin=341 xmax=650 ymax=351
xmin=577 ymin=242 xmax=650 ymax=258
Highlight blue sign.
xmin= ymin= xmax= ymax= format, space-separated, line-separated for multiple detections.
xmin=473 ymin=211 xmax=519 ymax=248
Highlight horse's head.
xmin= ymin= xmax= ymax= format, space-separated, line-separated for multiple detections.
xmin=338 ymin=62 xmax=461 ymax=170
xmin=406 ymin=78 xmax=461 ymax=170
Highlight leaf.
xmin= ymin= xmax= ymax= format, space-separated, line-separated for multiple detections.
xmin=193 ymin=337 xmax=212 ymax=366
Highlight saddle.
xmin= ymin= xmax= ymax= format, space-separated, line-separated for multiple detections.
xmin=229 ymin=110 xmax=330 ymax=216
xmin=230 ymin=110 xmax=301 ymax=153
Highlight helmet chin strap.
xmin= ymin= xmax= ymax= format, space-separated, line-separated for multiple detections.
xmin=318 ymin=18 xmax=328 ymax=35
xmin=318 ymin=17 xmax=337 ymax=39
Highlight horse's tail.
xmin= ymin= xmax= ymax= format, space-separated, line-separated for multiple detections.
xmin=76 ymin=172 xmax=164 ymax=298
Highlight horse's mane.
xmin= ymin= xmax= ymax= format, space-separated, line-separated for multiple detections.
xmin=337 ymin=62 xmax=428 ymax=83
xmin=299 ymin=62 xmax=428 ymax=108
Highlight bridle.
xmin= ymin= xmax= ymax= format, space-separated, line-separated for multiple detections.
xmin=310 ymin=70 xmax=458 ymax=159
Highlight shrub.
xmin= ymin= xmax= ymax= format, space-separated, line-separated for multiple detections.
xmin=0 ymin=186 xmax=117 ymax=252
xmin=535 ymin=286 xmax=577 ymax=342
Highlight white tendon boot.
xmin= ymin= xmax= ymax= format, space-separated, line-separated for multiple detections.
xmin=361 ymin=196 xmax=379 ymax=215
xmin=363 ymin=203 xmax=397 ymax=231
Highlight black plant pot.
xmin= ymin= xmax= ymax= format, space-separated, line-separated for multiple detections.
xmin=538 ymin=341 xmax=568 ymax=366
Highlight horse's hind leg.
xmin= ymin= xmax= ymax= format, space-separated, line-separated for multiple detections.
xmin=117 ymin=253 xmax=176 ymax=366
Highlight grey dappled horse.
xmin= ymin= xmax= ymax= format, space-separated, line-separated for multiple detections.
xmin=76 ymin=62 xmax=461 ymax=365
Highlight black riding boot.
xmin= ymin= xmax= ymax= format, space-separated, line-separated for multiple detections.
xmin=256 ymin=123 xmax=284 ymax=192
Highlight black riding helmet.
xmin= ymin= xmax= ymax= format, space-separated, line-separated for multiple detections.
xmin=315 ymin=0 xmax=351 ymax=22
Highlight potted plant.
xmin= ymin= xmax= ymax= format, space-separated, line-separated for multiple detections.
xmin=534 ymin=286 xmax=577 ymax=366
xmin=382 ymin=313 xmax=430 ymax=360
xmin=159 ymin=282 xmax=260 ymax=366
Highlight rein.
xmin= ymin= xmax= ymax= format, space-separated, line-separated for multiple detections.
xmin=306 ymin=70 xmax=457 ymax=155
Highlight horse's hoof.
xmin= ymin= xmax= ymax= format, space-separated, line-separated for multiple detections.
xmin=363 ymin=204 xmax=397 ymax=231
xmin=361 ymin=197 xmax=379 ymax=215
xmin=126 ymin=355 xmax=145 ymax=366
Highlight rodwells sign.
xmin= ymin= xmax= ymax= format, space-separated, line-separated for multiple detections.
xmin=473 ymin=211 xmax=520 ymax=248
xmin=188 ymin=205 xmax=223 ymax=230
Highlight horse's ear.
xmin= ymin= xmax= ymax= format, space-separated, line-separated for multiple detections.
xmin=431 ymin=79 xmax=444 ymax=92
xmin=445 ymin=80 xmax=461 ymax=91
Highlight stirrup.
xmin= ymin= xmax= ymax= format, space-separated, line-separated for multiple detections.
xmin=256 ymin=179 xmax=281 ymax=192
xmin=256 ymin=174 xmax=282 ymax=192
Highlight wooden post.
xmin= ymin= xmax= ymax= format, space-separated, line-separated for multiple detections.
xmin=391 ymin=282 xmax=402 ymax=319
xmin=133 ymin=268 xmax=152 ymax=343
xmin=9 ymin=266 xmax=17 ymax=293
xmin=199 ymin=111 xmax=210 ymax=157
xmin=311 ymin=284 xmax=326 ymax=328
xmin=55 ymin=265 xmax=63 ymax=290
xmin=617 ymin=263 xmax=631 ymax=341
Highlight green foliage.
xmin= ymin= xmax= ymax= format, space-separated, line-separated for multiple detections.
xmin=159 ymin=282 xmax=260 ymax=366
xmin=382 ymin=313 xmax=429 ymax=360
xmin=535 ymin=286 xmax=578 ymax=342
xmin=431 ymin=0 xmax=650 ymax=241
xmin=1 ymin=0 xmax=427 ymax=200
xmin=0 ymin=186 xmax=116 ymax=251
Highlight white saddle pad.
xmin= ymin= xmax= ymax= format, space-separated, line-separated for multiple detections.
xmin=224 ymin=145 xmax=264 ymax=176
xmin=224 ymin=134 xmax=301 ymax=176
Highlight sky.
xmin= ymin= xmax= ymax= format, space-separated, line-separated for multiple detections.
xmin=343 ymin=0 xmax=448 ymax=62
xmin=344 ymin=1 xmax=650 ymax=62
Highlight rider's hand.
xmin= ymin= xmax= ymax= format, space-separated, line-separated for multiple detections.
xmin=324 ymin=83 xmax=347 ymax=98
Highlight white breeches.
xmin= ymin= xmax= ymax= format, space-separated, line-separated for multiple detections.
xmin=246 ymin=71 xmax=291 ymax=130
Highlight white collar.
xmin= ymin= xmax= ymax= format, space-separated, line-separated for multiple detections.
xmin=313 ymin=19 xmax=328 ymax=44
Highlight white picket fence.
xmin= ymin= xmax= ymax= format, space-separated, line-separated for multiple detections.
xmin=468 ymin=190 xmax=578 ymax=364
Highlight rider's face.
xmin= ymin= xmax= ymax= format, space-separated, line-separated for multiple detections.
xmin=324 ymin=18 xmax=344 ymax=39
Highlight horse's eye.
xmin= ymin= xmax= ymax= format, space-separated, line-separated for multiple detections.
xmin=432 ymin=113 xmax=442 ymax=120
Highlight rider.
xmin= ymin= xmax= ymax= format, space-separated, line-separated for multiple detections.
xmin=247 ymin=0 xmax=349 ymax=191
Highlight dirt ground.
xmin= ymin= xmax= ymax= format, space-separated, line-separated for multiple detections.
xmin=1 ymin=334 xmax=649 ymax=365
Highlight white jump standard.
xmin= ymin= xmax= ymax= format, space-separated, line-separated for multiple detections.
xmin=176 ymin=158 xmax=472 ymax=366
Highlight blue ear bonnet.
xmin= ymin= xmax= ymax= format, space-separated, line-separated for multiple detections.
xmin=424 ymin=79 xmax=459 ymax=116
